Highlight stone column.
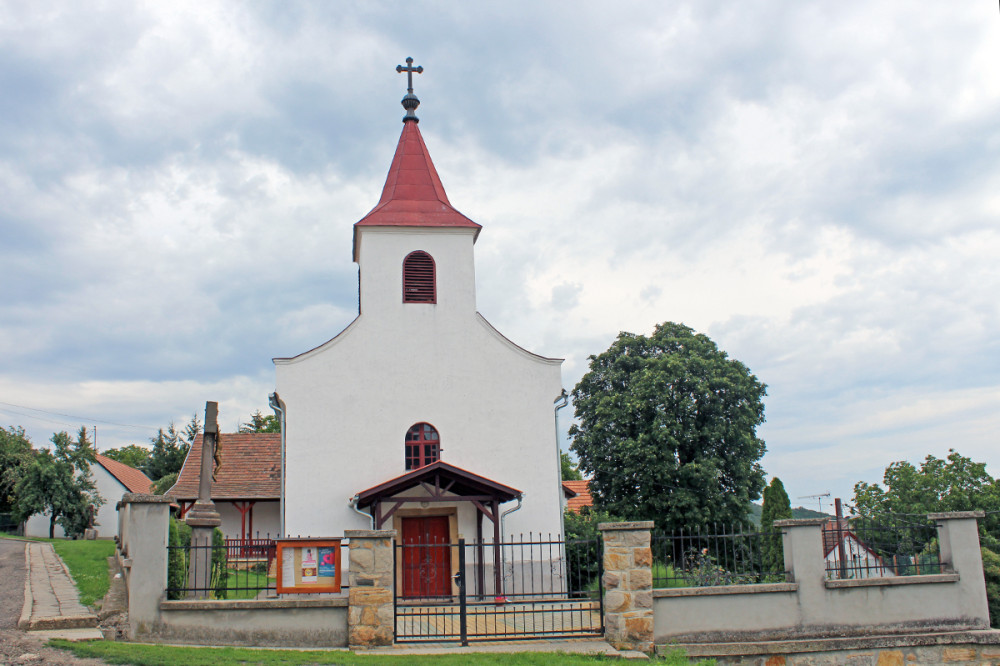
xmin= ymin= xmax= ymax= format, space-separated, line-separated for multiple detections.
xmin=346 ymin=529 xmax=396 ymax=648
xmin=118 ymin=493 xmax=173 ymax=639
xmin=598 ymin=521 xmax=654 ymax=653
xmin=930 ymin=511 xmax=990 ymax=629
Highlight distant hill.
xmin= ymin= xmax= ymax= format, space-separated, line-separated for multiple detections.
xmin=747 ymin=503 xmax=831 ymax=526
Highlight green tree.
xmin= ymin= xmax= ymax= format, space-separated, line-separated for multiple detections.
xmin=0 ymin=426 xmax=34 ymax=512
xmin=152 ymin=471 xmax=178 ymax=496
xmin=570 ymin=321 xmax=767 ymax=533
xmin=144 ymin=423 xmax=190 ymax=481
xmin=101 ymin=444 xmax=152 ymax=470
xmin=760 ymin=477 xmax=792 ymax=574
xmin=852 ymin=450 xmax=1000 ymax=627
xmin=14 ymin=429 xmax=103 ymax=538
xmin=560 ymin=451 xmax=583 ymax=481
xmin=238 ymin=409 xmax=280 ymax=434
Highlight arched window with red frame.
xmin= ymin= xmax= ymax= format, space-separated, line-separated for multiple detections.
xmin=405 ymin=422 xmax=440 ymax=470
xmin=402 ymin=251 xmax=436 ymax=303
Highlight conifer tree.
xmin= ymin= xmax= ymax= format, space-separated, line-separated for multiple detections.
xmin=760 ymin=476 xmax=792 ymax=575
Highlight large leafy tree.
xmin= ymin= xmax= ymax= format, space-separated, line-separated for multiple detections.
xmin=570 ymin=321 xmax=767 ymax=532
xmin=852 ymin=450 xmax=1000 ymax=627
xmin=14 ymin=428 xmax=103 ymax=538
xmin=1 ymin=426 xmax=35 ymax=513
xmin=760 ymin=477 xmax=793 ymax=574
xmin=101 ymin=444 xmax=152 ymax=470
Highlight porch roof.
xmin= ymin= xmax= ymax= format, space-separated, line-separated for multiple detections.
xmin=355 ymin=461 xmax=522 ymax=508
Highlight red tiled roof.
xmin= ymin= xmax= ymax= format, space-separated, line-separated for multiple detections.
xmin=94 ymin=454 xmax=153 ymax=494
xmin=562 ymin=480 xmax=593 ymax=513
xmin=355 ymin=461 xmax=522 ymax=508
xmin=822 ymin=518 xmax=872 ymax=557
xmin=166 ymin=433 xmax=281 ymax=501
xmin=353 ymin=120 xmax=481 ymax=261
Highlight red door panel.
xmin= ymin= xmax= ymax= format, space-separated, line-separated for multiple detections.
xmin=401 ymin=516 xmax=451 ymax=598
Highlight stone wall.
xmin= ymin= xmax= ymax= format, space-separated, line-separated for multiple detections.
xmin=599 ymin=521 xmax=655 ymax=652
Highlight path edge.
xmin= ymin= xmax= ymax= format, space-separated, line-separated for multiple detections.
xmin=17 ymin=541 xmax=32 ymax=629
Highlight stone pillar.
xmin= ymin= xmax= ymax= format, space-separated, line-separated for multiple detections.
xmin=930 ymin=511 xmax=990 ymax=629
xmin=118 ymin=493 xmax=173 ymax=639
xmin=346 ymin=529 xmax=396 ymax=648
xmin=598 ymin=521 xmax=654 ymax=653
xmin=184 ymin=402 xmax=223 ymax=599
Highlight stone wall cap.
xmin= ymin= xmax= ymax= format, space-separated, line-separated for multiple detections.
xmin=161 ymin=597 xmax=348 ymax=611
xmin=773 ymin=518 xmax=827 ymax=527
xmin=121 ymin=493 xmax=174 ymax=504
xmin=654 ymin=582 xmax=798 ymax=598
xmin=927 ymin=510 xmax=985 ymax=520
xmin=344 ymin=529 xmax=397 ymax=538
xmin=598 ymin=521 xmax=655 ymax=531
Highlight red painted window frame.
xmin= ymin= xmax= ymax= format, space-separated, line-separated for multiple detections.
xmin=405 ymin=422 xmax=440 ymax=470
xmin=402 ymin=250 xmax=436 ymax=303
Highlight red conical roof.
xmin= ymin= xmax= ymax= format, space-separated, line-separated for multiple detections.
xmin=353 ymin=120 xmax=481 ymax=261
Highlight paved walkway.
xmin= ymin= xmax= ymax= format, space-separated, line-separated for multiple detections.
xmin=18 ymin=541 xmax=99 ymax=633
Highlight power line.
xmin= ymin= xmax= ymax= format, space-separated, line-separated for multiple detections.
xmin=0 ymin=400 xmax=156 ymax=430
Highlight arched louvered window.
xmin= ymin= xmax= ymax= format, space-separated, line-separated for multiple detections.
xmin=405 ymin=422 xmax=440 ymax=470
xmin=402 ymin=251 xmax=436 ymax=303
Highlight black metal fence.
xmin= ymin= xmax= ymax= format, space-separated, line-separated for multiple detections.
xmin=394 ymin=534 xmax=603 ymax=643
xmin=652 ymin=523 xmax=787 ymax=587
xmin=166 ymin=535 xmax=349 ymax=600
xmin=825 ymin=514 xmax=941 ymax=579
xmin=0 ymin=512 xmax=19 ymax=534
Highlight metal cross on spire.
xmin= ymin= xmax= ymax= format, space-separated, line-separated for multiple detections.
xmin=396 ymin=57 xmax=423 ymax=122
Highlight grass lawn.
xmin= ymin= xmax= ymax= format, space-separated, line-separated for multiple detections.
xmin=1 ymin=532 xmax=115 ymax=607
xmin=221 ymin=568 xmax=274 ymax=600
xmin=51 ymin=640 xmax=710 ymax=665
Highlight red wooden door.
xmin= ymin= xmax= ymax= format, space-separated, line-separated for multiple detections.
xmin=401 ymin=516 xmax=451 ymax=598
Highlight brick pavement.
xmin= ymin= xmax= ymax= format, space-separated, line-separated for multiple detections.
xmin=18 ymin=541 xmax=98 ymax=632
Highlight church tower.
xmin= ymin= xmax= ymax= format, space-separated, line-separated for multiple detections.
xmin=275 ymin=60 xmax=564 ymax=560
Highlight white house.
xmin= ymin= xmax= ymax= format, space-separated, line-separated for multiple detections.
xmin=25 ymin=453 xmax=152 ymax=539
xmin=273 ymin=80 xmax=566 ymax=587
xmin=823 ymin=519 xmax=895 ymax=579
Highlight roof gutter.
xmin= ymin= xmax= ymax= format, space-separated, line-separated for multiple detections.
xmin=268 ymin=392 xmax=286 ymax=538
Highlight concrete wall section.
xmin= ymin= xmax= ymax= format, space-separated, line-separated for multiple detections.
xmin=154 ymin=599 xmax=348 ymax=648
xmin=117 ymin=494 xmax=172 ymax=639
xmin=652 ymin=514 xmax=992 ymax=645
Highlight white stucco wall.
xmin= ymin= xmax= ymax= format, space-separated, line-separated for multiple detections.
xmin=25 ymin=462 xmax=125 ymax=538
xmin=277 ymin=226 xmax=564 ymax=541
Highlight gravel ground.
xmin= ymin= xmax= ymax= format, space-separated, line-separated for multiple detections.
xmin=0 ymin=538 xmax=107 ymax=665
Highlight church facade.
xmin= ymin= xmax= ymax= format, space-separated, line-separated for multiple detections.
xmin=274 ymin=69 xmax=565 ymax=560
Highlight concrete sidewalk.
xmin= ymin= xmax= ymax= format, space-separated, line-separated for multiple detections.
xmin=18 ymin=540 xmax=101 ymax=636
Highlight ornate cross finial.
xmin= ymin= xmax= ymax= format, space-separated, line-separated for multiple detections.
xmin=396 ymin=57 xmax=423 ymax=122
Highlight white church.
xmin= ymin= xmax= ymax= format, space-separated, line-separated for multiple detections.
xmin=272 ymin=63 xmax=566 ymax=579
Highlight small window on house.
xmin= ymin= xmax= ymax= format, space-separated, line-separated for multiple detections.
xmin=405 ymin=422 xmax=440 ymax=470
xmin=403 ymin=251 xmax=436 ymax=303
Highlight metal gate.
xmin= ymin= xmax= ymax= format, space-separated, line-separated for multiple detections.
xmin=394 ymin=536 xmax=604 ymax=644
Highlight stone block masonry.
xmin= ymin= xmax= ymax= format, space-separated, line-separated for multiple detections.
xmin=599 ymin=521 xmax=655 ymax=653
xmin=346 ymin=529 xmax=396 ymax=648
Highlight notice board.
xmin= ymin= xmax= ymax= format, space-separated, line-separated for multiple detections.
xmin=275 ymin=538 xmax=342 ymax=594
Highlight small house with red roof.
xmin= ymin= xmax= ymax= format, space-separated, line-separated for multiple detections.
xmin=271 ymin=66 xmax=566 ymax=595
xmin=25 ymin=453 xmax=153 ymax=539
xmin=166 ymin=433 xmax=281 ymax=544
xmin=562 ymin=480 xmax=594 ymax=513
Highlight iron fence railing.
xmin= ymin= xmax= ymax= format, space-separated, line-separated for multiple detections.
xmin=826 ymin=514 xmax=941 ymax=579
xmin=394 ymin=534 xmax=603 ymax=643
xmin=652 ymin=523 xmax=787 ymax=588
xmin=166 ymin=536 xmax=349 ymax=600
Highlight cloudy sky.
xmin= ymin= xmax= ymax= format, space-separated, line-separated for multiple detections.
xmin=2 ymin=1 xmax=998 ymax=510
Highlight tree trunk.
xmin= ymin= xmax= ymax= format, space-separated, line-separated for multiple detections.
xmin=49 ymin=514 xmax=56 ymax=539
